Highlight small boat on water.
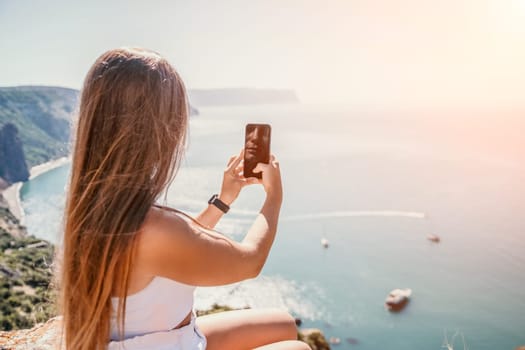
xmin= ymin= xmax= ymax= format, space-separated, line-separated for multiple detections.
xmin=427 ymin=234 xmax=441 ymax=243
xmin=329 ymin=337 xmax=341 ymax=345
xmin=321 ymin=238 xmax=329 ymax=248
xmin=385 ymin=288 xmax=412 ymax=312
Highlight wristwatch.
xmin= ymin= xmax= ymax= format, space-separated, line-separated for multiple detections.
xmin=208 ymin=194 xmax=230 ymax=213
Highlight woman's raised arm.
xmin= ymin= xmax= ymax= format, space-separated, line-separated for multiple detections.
xmin=136 ymin=155 xmax=282 ymax=286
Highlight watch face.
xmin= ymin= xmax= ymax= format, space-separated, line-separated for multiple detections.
xmin=208 ymin=194 xmax=218 ymax=204
xmin=209 ymin=194 xmax=228 ymax=213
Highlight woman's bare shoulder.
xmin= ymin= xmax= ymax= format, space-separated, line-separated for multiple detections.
xmin=138 ymin=205 xmax=194 ymax=248
xmin=132 ymin=205 xmax=202 ymax=280
xmin=133 ymin=205 xmax=258 ymax=286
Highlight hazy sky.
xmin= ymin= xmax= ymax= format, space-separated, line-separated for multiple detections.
xmin=1 ymin=0 xmax=524 ymax=106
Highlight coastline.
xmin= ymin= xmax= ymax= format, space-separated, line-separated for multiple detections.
xmin=29 ymin=156 xmax=70 ymax=180
xmin=2 ymin=182 xmax=24 ymax=220
xmin=1 ymin=156 xmax=71 ymax=223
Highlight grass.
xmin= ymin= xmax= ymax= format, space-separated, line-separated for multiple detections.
xmin=0 ymin=229 xmax=56 ymax=331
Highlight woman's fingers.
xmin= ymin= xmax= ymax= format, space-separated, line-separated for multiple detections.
xmin=269 ymin=154 xmax=279 ymax=168
xmin=245 ymin=177 xmax=261 ymax=185
xmin=252 ymin=163 xmax=263 ymax=173
xmin=252 ymin=155 xmax=282 ymax=196
xmin=226 ymin=151 xmax=277 ymax=191
xmin=233 ymin=160 xmax=244 ymax=177
xmin=232 ymin=159 xmax=260 ymax=185
xmin=226 ymin=149 xmax=244 ymax=172
xmin=253 ymin=157 xmax=277 ymax=172
xmin=226 ymin=155 xmax=236 ymax=167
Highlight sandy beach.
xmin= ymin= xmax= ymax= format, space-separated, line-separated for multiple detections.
xmin=2 ymin=182 xmax=24 ymax=220
xmin=29 ymin=156 xmax=70 ymax=180
xmin=1 ymin=156 xmax=71 ymax=222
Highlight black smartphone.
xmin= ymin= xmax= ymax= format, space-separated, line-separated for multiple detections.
xmin=243 ymin=123 xmax=271 ymax=179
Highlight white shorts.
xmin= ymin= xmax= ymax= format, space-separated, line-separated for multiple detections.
xmin=108 ymin=313 xmax=207 ymax=350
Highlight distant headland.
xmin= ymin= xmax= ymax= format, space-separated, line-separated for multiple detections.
xmin=188 ymin=88 xmax=299 ymax=106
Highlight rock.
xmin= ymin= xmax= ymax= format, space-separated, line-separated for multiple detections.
xmin=0 ymin=316 xmax=62 ymax=350
xmin=346 ymin=337 xmax=359 ymax=345
xmin=0 ymin=195 xmax=27 ymax=238
xmin=0 ymin=124 xmax=29 ymax=184
xmin=25 ymin=241 xmax=49 ymax=249
xmin=299 ymin=328 xmax=331 ymax=350
xmin=0 ymin=178 xmax=8 ymax=191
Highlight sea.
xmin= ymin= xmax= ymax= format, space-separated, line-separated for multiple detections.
xmin=19 ymin=104 xmax=525 ymax=349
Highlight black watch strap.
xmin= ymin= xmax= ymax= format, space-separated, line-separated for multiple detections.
xmin=208 ymin=194 xmax=230 ymax=213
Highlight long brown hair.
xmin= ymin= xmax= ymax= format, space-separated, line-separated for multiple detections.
xmin=59 ymin=47 xmax=189 ymax=350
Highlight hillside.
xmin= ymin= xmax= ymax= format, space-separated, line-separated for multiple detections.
xmin=0 ymin=195 xmax=55 ymax=331
xmin=0 ymin=86 xmax=77 ymax=167
xmin=0 ymin=85 xmax=200 ymax=186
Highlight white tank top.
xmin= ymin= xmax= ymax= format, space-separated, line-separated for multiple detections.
xmin=109 ymin=276 xmax=195 ymax=341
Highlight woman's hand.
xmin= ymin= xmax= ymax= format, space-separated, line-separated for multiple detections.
xmin=253 ymin=154 xmax=282 ymax=202
xmin=219 ymin=149 xmax=259 ymax=205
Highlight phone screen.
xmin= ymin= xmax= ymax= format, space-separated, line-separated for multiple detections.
xmin=244 ymin=124 xmax=271 ymax=179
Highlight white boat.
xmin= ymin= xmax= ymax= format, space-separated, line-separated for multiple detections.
xmin=385 ymin=288 xmax=412 ymax=311
xmin=329 ymin=337 xmax=341 ymax=345
xmin=321 ymin=238 xmax=329 ymax=248
xmin=427 ymin=233 xmax=441 ymax=243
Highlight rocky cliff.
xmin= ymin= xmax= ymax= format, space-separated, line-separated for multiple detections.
xmin=0 ymin=86 xmax=77 ymax=168
xmin=0 ymin=124 xmax=30 ymax=185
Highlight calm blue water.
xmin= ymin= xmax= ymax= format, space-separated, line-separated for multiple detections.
xmin=21 ymin=105 xmax=525 ymax=349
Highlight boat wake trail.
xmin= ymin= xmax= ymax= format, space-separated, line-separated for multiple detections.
xmin=281 ymin=210 xmax=426 ymax=221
